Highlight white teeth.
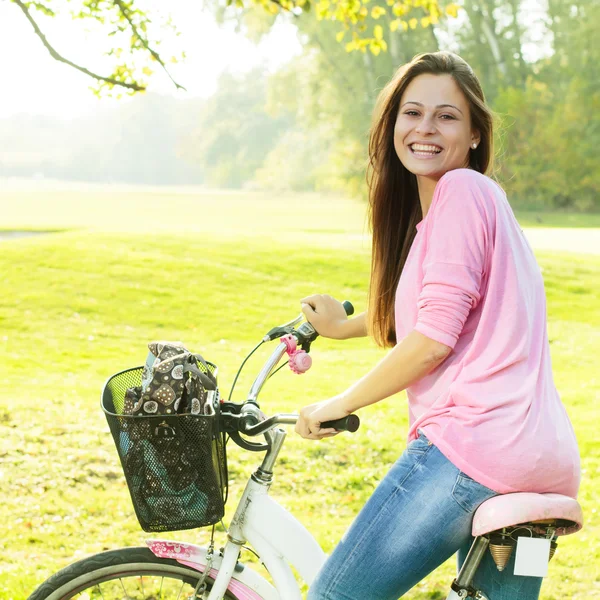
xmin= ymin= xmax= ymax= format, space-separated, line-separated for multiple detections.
xmin=411 ymin=144 xmax=442 ymax=153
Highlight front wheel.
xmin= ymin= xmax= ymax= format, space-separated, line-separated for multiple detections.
xmin=28 ymin=546 xmax=244 ymax=600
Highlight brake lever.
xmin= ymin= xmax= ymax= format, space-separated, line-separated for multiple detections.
xmin=263 ymin=313 xmax=305 ymax=342
xmin=228 ymin=431 xmax=270 ymax=452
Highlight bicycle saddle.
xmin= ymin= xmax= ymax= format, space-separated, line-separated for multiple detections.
xmin=473 ymin=492 xmax=583 ymax=537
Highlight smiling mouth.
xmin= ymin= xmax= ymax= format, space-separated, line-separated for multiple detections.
xmin=409 ymin=143 xmax=442 ymax=157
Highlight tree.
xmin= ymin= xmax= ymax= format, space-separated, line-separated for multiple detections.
xmin=5 ymin=0 xmax=452 ymax=93
xmin=179 ymin=69 xmax=294 ymax=188
xmin=6 ymin=0 xmax=185 ymax=93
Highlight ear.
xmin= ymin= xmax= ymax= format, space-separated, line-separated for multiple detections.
xmin=471 ymin=129 xmax=481 ymax=148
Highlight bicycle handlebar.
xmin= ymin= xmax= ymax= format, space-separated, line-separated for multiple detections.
xmin=225 ymin=300 xmax=360 ymax=449
xmin=238 ymin=412 xmax=360 ymax=437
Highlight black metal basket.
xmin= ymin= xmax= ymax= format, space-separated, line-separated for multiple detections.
xmin=102 ymin=365 xmax=227 ymax=532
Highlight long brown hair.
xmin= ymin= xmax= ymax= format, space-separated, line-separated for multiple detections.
xmin=367 ymin=51 xmax=494 ymax=348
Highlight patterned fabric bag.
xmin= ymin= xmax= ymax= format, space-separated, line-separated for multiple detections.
xmin=123 ymin=341 xmax=218 ymax=417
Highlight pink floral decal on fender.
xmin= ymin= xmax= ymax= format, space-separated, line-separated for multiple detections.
xmin=147 ymin=540 xmax=265 ymax=600
xmin=147 ymin=539 xmax=203 ymax=561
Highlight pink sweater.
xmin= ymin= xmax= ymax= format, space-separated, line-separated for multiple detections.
xmin=396 ymin=168 xmax=580 ymax=497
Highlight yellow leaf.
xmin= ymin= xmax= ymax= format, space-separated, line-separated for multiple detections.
xmin=374 ymin=24 xmax=383 ymax=39
xmin=390 ymin=18 xmax=400 ymax=31
xmin=445 ymin=3 xmax=459 ymax=17
xmin=336 ymin=30 xmax=346 ymax=42
xmin=142 ymin=66 xmax=153 ymax=76
xmin=392 ymin=2 xmax=407 ymax=16
xmin=400 ymin=19 xmax=409 ymax=30
xmin=359 ymin=6 xmax=368 ymax=16
xmin=346 ymin=40 xmax=357 ymax=51
xmin=421 ymin=16 xmax=430 ymax=27
xmin=370 ymin=41 xmax=381 ymax=56
xmin=380 ymin=39 xmax=388 ymax=51
xmin=371 ymin=5 xmax=386 ymax=18
xmin=408 ymin=17 xmax=418 ymax=28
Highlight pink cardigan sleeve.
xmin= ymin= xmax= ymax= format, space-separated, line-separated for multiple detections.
xmin=414 ymin=170 xmax=493 ymax=349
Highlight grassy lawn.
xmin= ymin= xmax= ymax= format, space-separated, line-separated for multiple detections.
xmin=0 ymin=184 xmax=598 ymax=599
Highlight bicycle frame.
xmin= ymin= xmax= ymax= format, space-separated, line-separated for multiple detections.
xmin=142 ymin=321 xmax=578 ymax=600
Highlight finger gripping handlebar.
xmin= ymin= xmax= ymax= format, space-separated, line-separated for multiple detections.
xmin=322 ymin=414 xmax=360 ymax=433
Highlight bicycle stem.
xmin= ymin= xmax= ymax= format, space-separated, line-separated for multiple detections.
xmin=247 ymin=342 xmax=288 ymax=404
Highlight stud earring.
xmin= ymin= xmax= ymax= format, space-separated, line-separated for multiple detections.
xmin=472 ymin=142 xmax=478 ymax=149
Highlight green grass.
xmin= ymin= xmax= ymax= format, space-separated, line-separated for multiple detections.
xmin=514 ymin=211 xmax=600 ymax=228
xmin=0 ymin=185 xmax=598 ymax=599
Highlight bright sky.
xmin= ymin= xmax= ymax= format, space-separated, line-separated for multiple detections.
xmin=0 ymin=0 xmax=302 ymax=119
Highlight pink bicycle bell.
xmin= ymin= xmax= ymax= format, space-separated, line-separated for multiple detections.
xmin=280 ymin=334 xmax=312 ymax=374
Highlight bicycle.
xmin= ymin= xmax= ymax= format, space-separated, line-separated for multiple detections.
xmin=29 ymin=302 xmax=583 ymax=600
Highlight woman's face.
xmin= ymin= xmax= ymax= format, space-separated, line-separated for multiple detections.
xmin=394 ymin=73 xmax=480 ymax=182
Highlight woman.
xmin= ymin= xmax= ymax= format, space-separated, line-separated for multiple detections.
xmin=296 ymin=52 xmax=581 ymax=600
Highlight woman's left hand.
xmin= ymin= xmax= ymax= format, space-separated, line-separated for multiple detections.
xmin=295 ymin=396 xmax=351 ymax=440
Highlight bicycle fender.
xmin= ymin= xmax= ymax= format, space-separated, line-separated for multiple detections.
xmin=147 ymin=539 xmax=278 ymax=600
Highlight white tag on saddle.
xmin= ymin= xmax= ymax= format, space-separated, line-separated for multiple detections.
xmin=514 ymin=537 xmax=551 ymax=577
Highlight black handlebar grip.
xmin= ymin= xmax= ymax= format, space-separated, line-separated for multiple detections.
xmin=321 ymin=414 xmax=360 ymax=433
xmin=342 ymin=300 xmax=355 ymax=316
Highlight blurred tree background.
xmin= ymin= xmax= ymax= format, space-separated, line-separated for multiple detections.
xmin=2 ymin=0 xmax=598 ymax=210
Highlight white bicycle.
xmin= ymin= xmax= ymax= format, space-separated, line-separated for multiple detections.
xmin=29 ymin=303 xmax=583 ymax=600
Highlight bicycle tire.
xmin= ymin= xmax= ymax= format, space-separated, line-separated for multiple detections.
xmin=28 ymin=546 xmax=244 ymax=600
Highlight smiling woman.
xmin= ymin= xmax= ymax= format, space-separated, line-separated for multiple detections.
xmin=296 ymin=51 xmax=581 ymax=600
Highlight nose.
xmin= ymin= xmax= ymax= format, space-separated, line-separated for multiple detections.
xmin=415 ymin=114 xmax=436 ymax=135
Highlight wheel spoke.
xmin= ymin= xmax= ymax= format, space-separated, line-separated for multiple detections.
xmin=175 ymin=581 xmax=185 ymax=600
xmin=119 ymin=577 xmax=130 ymax=599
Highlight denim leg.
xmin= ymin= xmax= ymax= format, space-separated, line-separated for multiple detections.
xmin=308 ymin=433 xmax=498 ymax=600
xmin=458 ymin=538 xmax=543 ymax=600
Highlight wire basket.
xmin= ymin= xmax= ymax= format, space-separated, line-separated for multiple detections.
xmin=102 ymin=365 xmax=227 ymax=532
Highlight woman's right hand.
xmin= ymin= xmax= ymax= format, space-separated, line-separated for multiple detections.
xmin=301 ymin=294 xmax=353 ymax=340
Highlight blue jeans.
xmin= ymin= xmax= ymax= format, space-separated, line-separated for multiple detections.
xmin=308 ymin=432 xmax=543 ymax=600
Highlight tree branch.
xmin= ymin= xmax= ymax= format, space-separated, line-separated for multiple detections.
xmin=112 ymin=0 xmax=187 ymax=91
xmin=10 ymin=0 xmax=145 ymax=91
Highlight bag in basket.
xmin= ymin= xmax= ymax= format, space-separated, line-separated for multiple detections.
xmin=102 ymin=342 xmax=227 ymax=532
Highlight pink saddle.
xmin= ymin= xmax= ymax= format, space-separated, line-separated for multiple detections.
xmin=473 ymin=493 xmax=583 ymax=537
